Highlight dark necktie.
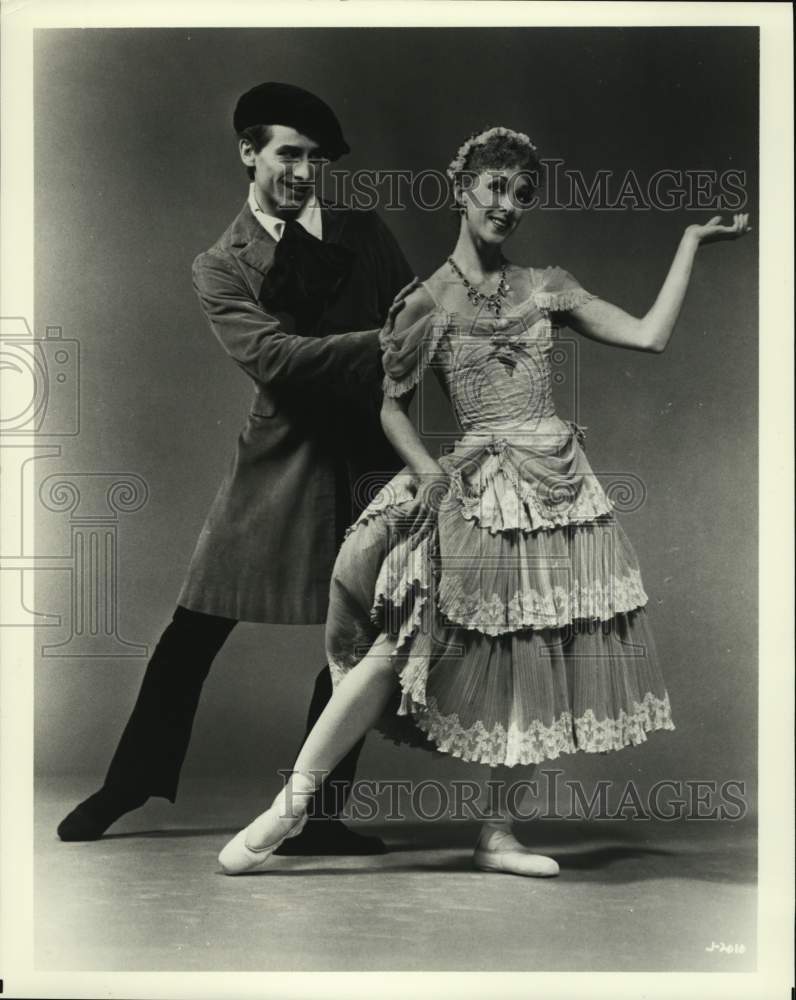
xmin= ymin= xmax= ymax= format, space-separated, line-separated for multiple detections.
xmin=259 ymin=218 xmax=355 ymax=331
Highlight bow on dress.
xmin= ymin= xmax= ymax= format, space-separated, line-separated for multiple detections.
xmin=490 ymin=330 xmax=526 ymax=372
xmin=258 ymin=218 xmax=355 ymax=331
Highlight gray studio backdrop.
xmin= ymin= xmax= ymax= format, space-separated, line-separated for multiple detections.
xmin=33 ymin=27 xmax=758 ymax=810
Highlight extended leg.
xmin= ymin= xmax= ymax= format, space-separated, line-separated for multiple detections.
xmin=299 ymin=665 xmax=367 ymax=820
xmin=292 ymin=638 xmax=398 ymax=777
xmin=57 ymin=605 xmax=236 ymax=841
xmin=275 ymin=663 xmax=386 ymax=855
xmin=219 ymin=634 xmax=398 ymax=874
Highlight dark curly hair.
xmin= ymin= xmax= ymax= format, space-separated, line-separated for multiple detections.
xmin=237 ymin=124 xmax=274 ymax=180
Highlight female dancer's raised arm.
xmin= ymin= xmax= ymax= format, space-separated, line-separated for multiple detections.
xmin=567 ymin=214 xmax=751 ymax=353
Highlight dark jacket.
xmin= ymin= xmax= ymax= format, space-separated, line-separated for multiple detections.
xmin=177 ymin=199 xmax=413 ymax=622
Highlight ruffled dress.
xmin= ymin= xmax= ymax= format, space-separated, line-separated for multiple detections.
xmin=325 ymin=264 xmax=675 ymax=766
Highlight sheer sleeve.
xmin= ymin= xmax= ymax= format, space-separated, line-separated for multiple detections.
xmin=533 ymin=266 xmax=598 ymax=315
xmin=379 ymin=285 xmax=445 ymax=398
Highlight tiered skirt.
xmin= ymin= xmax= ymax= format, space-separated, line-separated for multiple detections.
xmin=326 ymin=418 xmax=675 ymax=766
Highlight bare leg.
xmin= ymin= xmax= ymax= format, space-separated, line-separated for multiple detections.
xmin=293 ymin=634 xmax=398 ymax=779
xmin=218 ymin=634 xmax=398 ymax=873
xmin=473 ymin=764 xmax=559 ymax=877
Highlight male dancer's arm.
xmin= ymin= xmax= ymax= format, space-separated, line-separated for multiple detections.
xmin=193 ymin=252 xmax=381 ymax=402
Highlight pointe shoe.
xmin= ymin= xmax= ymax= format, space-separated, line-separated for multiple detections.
xmin=473 ymin=846 xmax=560 ymax=877
xmin=218 ymin=811 xmax=309 ymax=875
xmin=472 ymin=826 xmax=559 ymax=878
xmin=218 ymin=772 xmax=316 ymax=875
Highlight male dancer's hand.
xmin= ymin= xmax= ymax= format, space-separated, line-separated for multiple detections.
xmin=382 ymin=277 xmax=421 ymax=338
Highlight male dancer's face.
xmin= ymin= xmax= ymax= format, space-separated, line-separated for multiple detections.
xmin=240 ymin=124 xmax=323 ymax=218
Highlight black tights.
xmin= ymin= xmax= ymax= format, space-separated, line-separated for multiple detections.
xmin=103 ymin=605 xmax=365 ymax=817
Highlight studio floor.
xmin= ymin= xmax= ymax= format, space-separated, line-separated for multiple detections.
xmin=35 ymin=777 xmax=757 ymax=973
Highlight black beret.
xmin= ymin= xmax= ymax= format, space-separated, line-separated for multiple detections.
xmin=233 ymin=81 xmax=350 ymax=161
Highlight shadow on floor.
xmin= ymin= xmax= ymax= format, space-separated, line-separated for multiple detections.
xmin=80 ymin=817 xmax=755 ymax=886
xmin=35 ymin=781 xmax=758 ymax=972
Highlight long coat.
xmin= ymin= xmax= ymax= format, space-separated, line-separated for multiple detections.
xmin=177 ymin=200 xmax=413 ymax=623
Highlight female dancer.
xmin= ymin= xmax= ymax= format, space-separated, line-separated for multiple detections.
xmin=219 ymin=126 xmax=750 ymax=877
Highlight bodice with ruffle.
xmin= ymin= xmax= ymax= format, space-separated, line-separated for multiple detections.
xmin=363 ymin=264 xmax=616 ymax=538
xmin=380 ymin=265 xmax=597 ymax=428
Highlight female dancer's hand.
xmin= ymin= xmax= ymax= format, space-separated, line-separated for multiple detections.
xmin=685 ymin=213 xmax=752 ymax=245
xmin=407 ymin=469 xmax=451 ymax=535
xmin=385 ymin=469 xmax=450 ymax=537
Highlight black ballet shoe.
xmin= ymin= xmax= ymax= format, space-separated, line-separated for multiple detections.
xmin=57 ymin=786 xmax=149 ymax=842
xmin=273 ymin=818 xmax=388 ymax=856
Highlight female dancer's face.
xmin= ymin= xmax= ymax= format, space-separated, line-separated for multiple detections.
xmin=461 ymin=168 xmax=534 ymax=245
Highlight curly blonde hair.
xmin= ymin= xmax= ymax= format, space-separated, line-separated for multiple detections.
xmin=446 ymin=126 xmax=540 ymax=180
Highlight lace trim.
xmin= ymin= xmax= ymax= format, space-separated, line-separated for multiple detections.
xmin=437 ymin=570 xmax=649 ymax=634
xmin=403 ymin=691 xmax=675 ymax=767
xmin=381 ymin=316 xmax=450 ymax=398
xmin=385 ymin=584 xmax=430 ymax=659
xmin=534 ymin=288 xmax=598 ymax=315
xmin=396 ymin=635 xmax=432 ymax=714
xmin=367 ymin=530 xmax=436 ymax=657
xmin=370 ymin=534 xmax=431 ymax=617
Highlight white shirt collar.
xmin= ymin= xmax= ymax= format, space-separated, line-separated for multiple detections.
xmin=247 ymin=183 xmax=323 ymax=243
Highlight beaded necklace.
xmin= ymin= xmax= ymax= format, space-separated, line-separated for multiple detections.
xmin=447 ymin=256 xmax=510 ymax=317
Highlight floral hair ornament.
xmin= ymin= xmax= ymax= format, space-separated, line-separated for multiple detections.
xmin=445 ymin=126 xmax=538 ymax=180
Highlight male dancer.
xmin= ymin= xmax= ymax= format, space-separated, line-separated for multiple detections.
xmin=58 ymin=81 xmax=414 ymax=852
